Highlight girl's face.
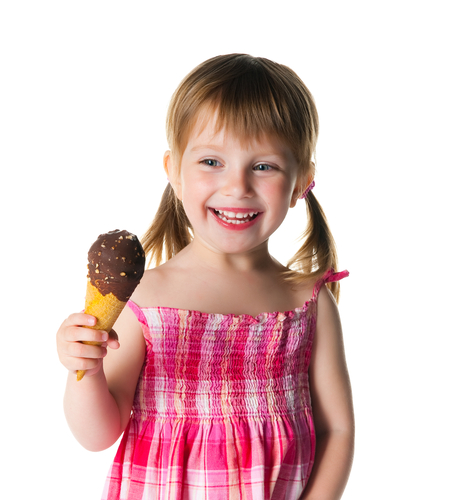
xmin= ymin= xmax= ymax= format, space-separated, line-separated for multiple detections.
xmin=167 ymin=117 xmax=304 ymax=257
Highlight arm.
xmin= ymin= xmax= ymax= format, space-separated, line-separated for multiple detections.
xmin=301 ymin=287 xmax=355 ymax=500
xmin=58 ymin=305 xmax=146 ymax=452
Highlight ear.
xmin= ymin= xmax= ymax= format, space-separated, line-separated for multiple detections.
xmin=289 ymin=183 xmax=302 ymax=208
xmin=290 ymin=171 xmax=315 ymax=208
xmin=164 ymin=150 xmax=182 ymax=200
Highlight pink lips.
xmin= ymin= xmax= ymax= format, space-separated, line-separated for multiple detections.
xmin=209 ymin=207 xmax=262 ymax=231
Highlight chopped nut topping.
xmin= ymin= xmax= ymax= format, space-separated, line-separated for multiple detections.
xmin=120 ymin=272 xmax=126 ymax=276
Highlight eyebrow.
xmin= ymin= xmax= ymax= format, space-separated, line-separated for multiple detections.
xmin=189 ymin=144 xmax=224 ymax=153
xmin=188 ymin=144 xmax=288 ymax=159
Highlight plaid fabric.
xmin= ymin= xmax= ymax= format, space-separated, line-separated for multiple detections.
xmin=102 ymin=269 xmax=348 ymax=499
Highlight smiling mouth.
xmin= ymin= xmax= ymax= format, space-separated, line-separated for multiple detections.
xmin=212 ymin=209 xmax=260 ymax=224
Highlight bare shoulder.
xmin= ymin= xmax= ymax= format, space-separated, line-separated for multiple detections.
xmin=316 ymin=285 xmax=341 ymax=328
xmin=129 ymin=265 xmax=174 ymax=307
xmin=285 ymin=276 xmax=317 ymax=310
xmin=313 ymin=285 xmax=346 ymax=370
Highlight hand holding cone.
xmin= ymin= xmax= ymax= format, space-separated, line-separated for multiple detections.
xmin=77 ymin=229 xmax=145 ymax=381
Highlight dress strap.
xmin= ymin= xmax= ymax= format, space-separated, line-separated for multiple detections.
xmin=311 ymin=268 xmax=349 ymax=301
xmin=127 ymin=299 xmax=148 ymax=327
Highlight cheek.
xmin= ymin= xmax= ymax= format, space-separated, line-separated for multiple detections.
xmin=180 ymin=174 xmax=214 ymax=218
xmin=180 ymin=170 xmax=197 ymax=201
xmin=261 ymin=185 xmax=294 ymax=227
xmin=182 ymin=168 xmax=218 ymax=196
xmin=262 ymin=180 xmax=293 ymax=208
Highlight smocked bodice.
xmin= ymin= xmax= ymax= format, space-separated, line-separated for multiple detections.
xmin=129 ymin=302 xmax=317 ymax=422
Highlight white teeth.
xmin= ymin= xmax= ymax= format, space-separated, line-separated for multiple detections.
xmin=214 ymin=209 xmax=259 ymax=224
xmin=216 ymin=210 xmax=256 ymax=217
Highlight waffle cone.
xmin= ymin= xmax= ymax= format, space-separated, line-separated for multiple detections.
xmin=76 ymin=280 xmax=127 ymax=381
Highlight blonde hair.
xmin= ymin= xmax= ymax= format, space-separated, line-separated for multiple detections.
xmin=142 ymin=54 xmax=341 ymax=300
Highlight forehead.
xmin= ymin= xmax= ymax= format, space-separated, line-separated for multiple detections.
xmin=186 ymin=109 xmax=292 ymax=156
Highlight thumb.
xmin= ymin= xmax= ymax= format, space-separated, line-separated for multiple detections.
xmin=107 ymin=328 xmax=120 ymax=349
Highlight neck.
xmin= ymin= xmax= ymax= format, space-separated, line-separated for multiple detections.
xmin=180 ymin=238 xmax=281 ymax=274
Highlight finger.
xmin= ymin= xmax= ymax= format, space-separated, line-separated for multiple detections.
xmin=60 ymin=342 xmax=105 ymax=373
xmin=67 ymin=341 xmax=107 ymax=361
xmin=64 ymin=325 xmax=108 ymax=344
xmin=64 ymin=312 xmax=97 ymax=328
xmin=77 ymin=360 xmax=103 ymax=378
xmin=68 ymin=357 xmax=103 ymax=374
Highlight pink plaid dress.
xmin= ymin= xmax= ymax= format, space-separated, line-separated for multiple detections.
xmin=102 ymin=269 xmax=348 ymax=499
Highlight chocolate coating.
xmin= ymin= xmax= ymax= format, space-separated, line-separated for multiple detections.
xmin=87 ymin=229 xmax=146 ymax=301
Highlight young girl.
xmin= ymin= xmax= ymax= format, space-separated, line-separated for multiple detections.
xmin=57 ymin=54 xmax=354 ymax=500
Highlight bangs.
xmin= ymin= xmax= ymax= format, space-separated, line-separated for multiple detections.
xmin=167 ymin=54 xmax=318 ymax=167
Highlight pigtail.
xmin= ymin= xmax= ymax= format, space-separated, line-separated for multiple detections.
xmin=141 ymin=183 xmax=192 ymax=267
xmin=287 ymin=191 xmax=341 ymax=302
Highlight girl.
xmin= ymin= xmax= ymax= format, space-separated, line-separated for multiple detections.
xmin=57 ymin=54 xmax=354 ymax=500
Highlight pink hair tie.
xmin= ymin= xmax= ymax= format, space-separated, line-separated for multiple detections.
xmin=300 ymin=180 xmax=315 ymax=199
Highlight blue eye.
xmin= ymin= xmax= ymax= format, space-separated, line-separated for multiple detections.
xmin=254 ymin=164 xmax=272 ymax=171
xmin=202 ymin=159 xmax=221 ymax=167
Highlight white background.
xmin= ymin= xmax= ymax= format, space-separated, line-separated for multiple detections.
xmin=1 ymin=1 xmax=450 ymax=498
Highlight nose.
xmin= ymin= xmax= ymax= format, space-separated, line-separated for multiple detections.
xmin=220 ymin=166 xmax=253 ymax=199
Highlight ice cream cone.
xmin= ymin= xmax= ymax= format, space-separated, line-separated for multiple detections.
xmin=76 ymin=281 xmax=127 ymax=381
xmin=76 ymin=229 xmax=145 ymax=381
